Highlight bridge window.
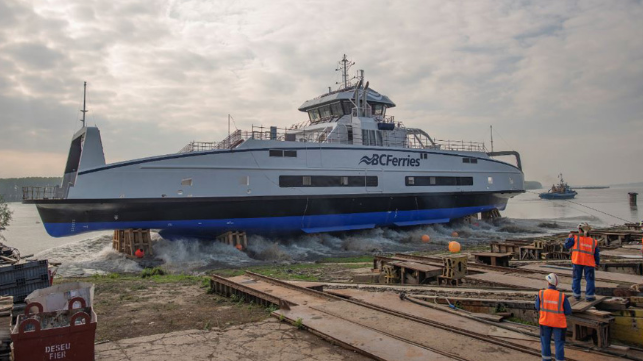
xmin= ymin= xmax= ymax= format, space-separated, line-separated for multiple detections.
xmin=405 ymin=176 xmax=473 ymax=186
xmin=280 ymin=176 xmax=378 ymax=187
xmin=320 ymin=105 xmax=332 ymax=118
xmin=342 ymin=101 xmax=352 ymax=115
xmin=331 ymin=102 xmax=343 ymax=116
xmin=462 ymin=158 xmax=478 ymax=164
xmin=308 ymin=109 xmax=320 ymax=121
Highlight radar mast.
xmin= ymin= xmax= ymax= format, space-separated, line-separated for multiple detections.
xmin=335 ymin=54 xmax=355 ymax=90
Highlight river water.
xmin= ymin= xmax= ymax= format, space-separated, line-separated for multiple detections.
xmin=2 ymin=186 xmax=641 ymax=276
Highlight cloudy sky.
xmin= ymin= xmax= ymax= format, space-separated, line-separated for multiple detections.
xmin=1 ymin=0 xmax=642 ymax=185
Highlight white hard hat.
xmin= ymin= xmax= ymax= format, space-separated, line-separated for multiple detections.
xmin=546 ymin=273 xmax=559 ymax=286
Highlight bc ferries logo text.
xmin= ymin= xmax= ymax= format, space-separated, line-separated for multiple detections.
xmin=359 ymin=154 xmax=421 ymax=167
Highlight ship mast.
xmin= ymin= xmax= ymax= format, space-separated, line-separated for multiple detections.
xmin=81 ymin=81 xmax=88 ymax=128
xmin=490 ymin=125 xmax=494 ymax=152
xmin=336 ymin=54 xmax=355 ymax=90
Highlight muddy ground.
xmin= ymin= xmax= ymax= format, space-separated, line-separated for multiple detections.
xmin=63 ymin=274 xmax=269 ymax=342
xmin=59 ymin=257 xmax=379 ymax=343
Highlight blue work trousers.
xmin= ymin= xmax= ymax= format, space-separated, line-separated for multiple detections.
xmin=571 ymin=264 xmax=595 ymax=300
xmin=540 ymin=325 xmax=566 ymax=361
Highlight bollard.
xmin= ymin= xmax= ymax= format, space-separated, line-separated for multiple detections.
xmin=629 ymin=192 xmax=638 ymax=206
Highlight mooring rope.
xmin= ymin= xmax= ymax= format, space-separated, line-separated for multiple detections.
xmin=525 ymin=190 xmax=633 ymax=223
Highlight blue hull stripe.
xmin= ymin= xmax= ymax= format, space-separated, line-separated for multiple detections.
xmin=43 ymin=205 xmax=504 ymax=238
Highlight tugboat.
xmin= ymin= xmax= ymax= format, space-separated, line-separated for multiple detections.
xmin=539 ymin=174 xmax=577 ymax=200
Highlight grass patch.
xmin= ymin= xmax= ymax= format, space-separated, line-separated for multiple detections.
xmin=507 ymin=316 xmax=537 ymax=326
xmin=294 ymin=317 xmax=304 ymax=329
xmin=318 ymin=255 xmax=374 ymax=264
xmin=211 ymin=263 xmax=327 ymax=282
xmin=141 ymin=267 xmax=166 ymax=278
xmin=84 ymin=272 xmax=205 ymax=285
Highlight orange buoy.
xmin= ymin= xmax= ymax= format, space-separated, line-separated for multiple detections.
xmin=421 ymin=235 xmax=431 ymax=243
xmin=235 ymin=244 xmax=244 ymax=251
xmin=451 ymin=231 xmax=459 ymax=237
xmin=448 ymin=241 xmax=461 ymax=253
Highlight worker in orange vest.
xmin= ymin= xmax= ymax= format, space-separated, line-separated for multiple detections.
xmin=564 ymin=222 xmax=600 ymax=301
xmin=536 ymin=273 xmax=571 ymax=361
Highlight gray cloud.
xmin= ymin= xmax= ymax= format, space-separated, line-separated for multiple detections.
xmin=0 ymin=0 xmax=642 ymax=185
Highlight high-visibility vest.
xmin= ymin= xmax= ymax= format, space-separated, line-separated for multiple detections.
xmin=539 ymin=289 xmax=567 ymax=328
xmin=570 ymin=235 xmax=597 ymax=267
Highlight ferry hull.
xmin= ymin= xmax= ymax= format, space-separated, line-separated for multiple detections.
xmin=30 ymin=191 xmax=519 ymax=238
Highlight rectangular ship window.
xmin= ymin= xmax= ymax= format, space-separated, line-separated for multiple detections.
xmin=240 ymin=176 xmax=250 ymax=186
xmin=463 ymin=158 xmax=470 ymax=163
xmin=269 ymin=150 xmax=284 ymax=157
xmin=284 ymin=150 xmax=297 ymax=157
xmin=181 ymin=178 xmax=193 ymax=186
xmin=488 ymin=176 xmax=493 ymax=185
xmin=406 ymin=176 xmax=473 ymax=186
xmin=279 ymin=176 xmax=379 ymax=188
xmin=471 ymin=158 xmax=478 ymax=164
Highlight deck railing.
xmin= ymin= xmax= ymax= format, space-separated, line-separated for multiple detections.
xmin=429 ymin=139 xmax=487 ymax=152
xmin=178 ymin=125 xmax=487 ymax=153
xmin=22 ymin=186 xmax=61 ymax=200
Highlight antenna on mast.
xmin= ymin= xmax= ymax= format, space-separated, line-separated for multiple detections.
xmin=81 ymin=81 xmax=88 ymax=128
xmin=490 ymin=125 xmax=494 ymax=152
xmin=335 ymin=54 xmax=355 ymax=90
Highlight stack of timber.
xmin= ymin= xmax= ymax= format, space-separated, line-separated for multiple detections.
xmin=216 ymin=231 xmax=248 ymax=250
xmin=439 ymin=254 xmax=467 ymax=285
xmin=625 ymin=223 xmax=643 ymax=231
xmin=112 ymin=229 xmax=153 ymax=257
xmin=0 ymin=297 xmax=11 ymax=361
xmin=374 ymin=257 xmax=442 ymax=285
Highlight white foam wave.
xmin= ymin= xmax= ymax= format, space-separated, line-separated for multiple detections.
xmin=32 ymin=217 xmax=577 ymax=276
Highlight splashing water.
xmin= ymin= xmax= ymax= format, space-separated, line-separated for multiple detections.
xmin=35 ymin=217 xmax=582 ymax=277
xmin=35 ymin=235 xmax=143 ymax=277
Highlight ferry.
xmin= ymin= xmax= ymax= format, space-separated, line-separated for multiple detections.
xmin=23 ymin=56 xmax=525 ymax=238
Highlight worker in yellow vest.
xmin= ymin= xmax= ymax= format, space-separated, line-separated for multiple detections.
xmin=564 ymin=222 xmax=600 ymax=301
xmin=536 ymin=273 xmax=572 ymax=361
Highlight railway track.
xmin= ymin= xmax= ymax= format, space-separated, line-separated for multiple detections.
xmin=245 ymin=271 xmax=547 ymax=360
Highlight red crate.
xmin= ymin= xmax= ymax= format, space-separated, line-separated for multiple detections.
xmin=11 ymin=297 xmax=96 ymax=361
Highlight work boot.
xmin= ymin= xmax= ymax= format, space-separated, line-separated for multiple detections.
xmin=585 ymin=297 xmax=595 ymax=302
xmin=574 ymin=297 xmax=581 ymax=301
